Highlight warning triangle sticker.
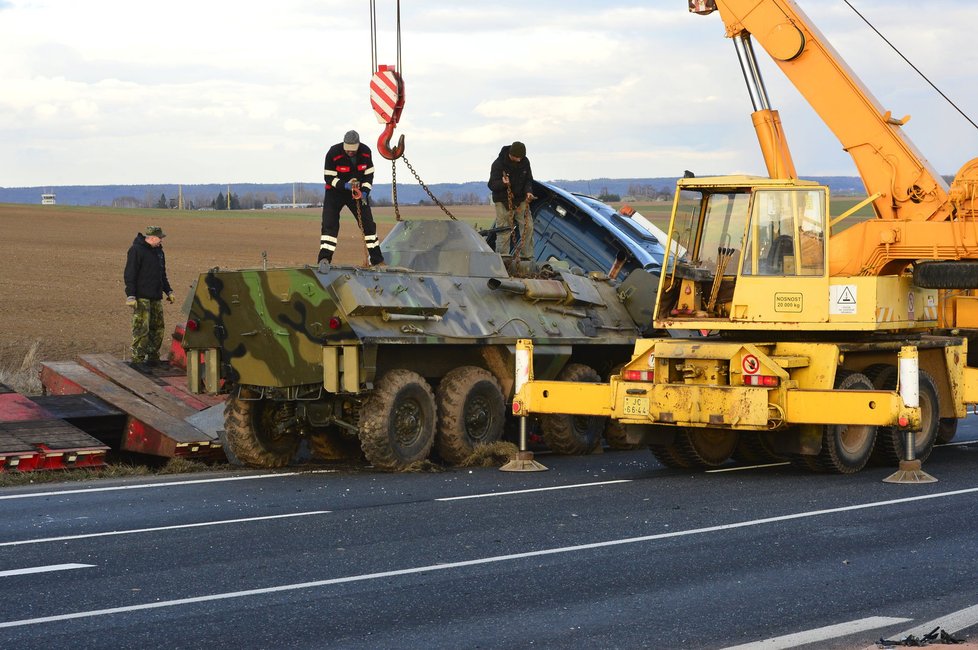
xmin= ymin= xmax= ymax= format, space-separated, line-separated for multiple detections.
xmin=838 ymin=287 xmax=856 ymax=304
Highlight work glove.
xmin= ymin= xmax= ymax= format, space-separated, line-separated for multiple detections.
xmin=166 ymin=293 xmax=175 ymax=303
xmin=126 ymin=296 xmax=137 ymax=307
xmin=343 ymin=180 xmax=354 ymax=190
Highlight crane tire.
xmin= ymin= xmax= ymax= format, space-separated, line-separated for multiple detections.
xmin=913 ymin=261 xmax=978 ymax=289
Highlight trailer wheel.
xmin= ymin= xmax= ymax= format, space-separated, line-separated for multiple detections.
xmin=223 ymin=391 xmax=300 ymax=468
xmin=539 ymin=363 xmax=606 ymax=455
xmin=808 ymin=370 xmax=877 ymax=474
xmin=358 ymin=369 xmax=436 ymax=471
xmin=435 ymin=366 xmax=505 ymax=465
xmin=864 ymin=366 xmax=939 ymax=465
xmin=937 ymin=417 xmax=957 ymax=444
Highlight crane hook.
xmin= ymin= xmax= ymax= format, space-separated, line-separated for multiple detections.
xmin=371 ymin=64 xmax=405 ymax=160
xmin=377 ymin=122 xmax=405 ymax=160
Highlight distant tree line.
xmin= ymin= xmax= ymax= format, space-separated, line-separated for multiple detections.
xmin=626 ymin=183 xmax=674 ymax=201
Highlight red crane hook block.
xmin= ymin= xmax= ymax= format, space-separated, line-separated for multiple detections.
xmin=370 ymin=64 xmax=406 ymax=160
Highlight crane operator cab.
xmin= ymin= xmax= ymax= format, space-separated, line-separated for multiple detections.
xmin=655 ymin=176 xmax=831 ymax=330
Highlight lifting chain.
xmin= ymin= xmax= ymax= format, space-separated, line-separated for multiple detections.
xmin=350 ymin=180 xmax=370 ymax=267
xmin=389 ymin=155 xmax=458 ymax=221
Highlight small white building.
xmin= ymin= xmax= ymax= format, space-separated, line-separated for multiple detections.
xmin=41 ymin=193 xmax=56 ymax=205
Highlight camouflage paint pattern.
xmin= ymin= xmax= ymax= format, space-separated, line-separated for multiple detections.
xmin=131 ymin=298 xmax=165 ymax=362
xmin=182 ymin=220 xmax=652 ymax=395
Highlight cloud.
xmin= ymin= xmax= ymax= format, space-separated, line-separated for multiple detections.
xmin=0 ymin=0 xmax=976 ymax=186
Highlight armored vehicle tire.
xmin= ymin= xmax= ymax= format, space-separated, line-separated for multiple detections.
xmin=864 ymin=365 xmax=939 ymax=465
xmin=807 ymin=371 xmax=877 ymax=474
xmin=937 ymin=417 xmax=958 ymax=444
xmin=223 ymin=392 xmax=301 ymax=468
xmin=435 ymin=366 xmax=506 ymax=465
xmin=539 ymin=363 xmax=606 ymax=455
xmin=359 ymin=369 xmax=436 ymax=471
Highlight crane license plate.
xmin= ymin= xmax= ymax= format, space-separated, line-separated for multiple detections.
xmin=622 ymin=396 xmax=649 ymax=416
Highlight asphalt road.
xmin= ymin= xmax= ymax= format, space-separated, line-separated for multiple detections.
xmin=1 ymin=422 xmax=978 ymax=649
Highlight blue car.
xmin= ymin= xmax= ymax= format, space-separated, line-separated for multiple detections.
xmin=529 ymin=181 xmax=667 ymax=280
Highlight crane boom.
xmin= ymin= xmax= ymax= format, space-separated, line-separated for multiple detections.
xmin=692 ymin=0 xmax=978 ymax=277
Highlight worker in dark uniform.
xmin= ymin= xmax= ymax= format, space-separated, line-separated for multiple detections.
xmin=319 ymin=130 xmax=384 ymax=266
xmin=488 ymin=141 xmax=536 ymax=258
xmin=124 ymin=225 xmax=174 ymax=370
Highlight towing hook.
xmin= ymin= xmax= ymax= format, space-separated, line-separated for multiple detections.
xmin=377 ymin=122 xmax=405 ymax=160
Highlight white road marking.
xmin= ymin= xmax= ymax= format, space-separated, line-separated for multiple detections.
xmin=0 ymin=564 xmax=94 ymax=578
xmin=435 ymin=479 xmax=631 ymax=501
xmin=3 ymin=485 xmax=978 ymax=629
xmin=0 ymin=511 xmax=331 ymax=547
xmin=721 ymin=616 xmax=911 ymax=649
xmin=707 ymin=462 xmax=790 ymax=473
xmin=0 ymin=470 xmax=335 ymax=501
xmin=895 ymin=602 xmax=978 ymax=638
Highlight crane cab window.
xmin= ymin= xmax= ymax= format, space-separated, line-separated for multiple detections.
xmin=741 ymin=189 xmax=826 ymax=276
xmin=694 ymin=192 xmax=750 ymax=275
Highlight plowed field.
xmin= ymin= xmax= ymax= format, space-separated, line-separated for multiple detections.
xmin=0 ymin=203 xmax=490 ymax=371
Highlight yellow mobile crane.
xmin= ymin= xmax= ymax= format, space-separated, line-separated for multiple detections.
xmin=512 ymin=0 xmax=978 ymax=476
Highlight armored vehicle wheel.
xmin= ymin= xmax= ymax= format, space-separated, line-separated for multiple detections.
xmin=539 ymin=363 xmax=606 ymax=455
xmin=807 ymin=370 xmax=877 ymax=474
xmin=359 ymin=369 xmax=436 ymax=471
xmin=223 ymin=392 xmax=301 ymax=468
xmin=435 ymin=366 xmax=505 ymax=465
xmin=864 ymin=365 xmax=939 ymax=465
xmin=937 ymin=417 xmax=958 ymax=444
xmin=732 ymin=431 xmax=785 ymax=465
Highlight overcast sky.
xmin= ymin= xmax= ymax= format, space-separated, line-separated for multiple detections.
xmin=1 ymin=0 xmax=976 ymax=188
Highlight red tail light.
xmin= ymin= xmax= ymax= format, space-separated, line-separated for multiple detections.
xmin=744 ymin=375 xmax=780 ymax=387
xmin=622 ymin=369 xmax=654 ymax=382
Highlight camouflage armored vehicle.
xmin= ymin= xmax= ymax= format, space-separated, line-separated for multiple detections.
xmin=182 ymin=220 xmax=656 ymax=470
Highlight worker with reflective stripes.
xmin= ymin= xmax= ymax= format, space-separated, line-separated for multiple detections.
xmin=319 ymin=130 xmax=384 ymax=266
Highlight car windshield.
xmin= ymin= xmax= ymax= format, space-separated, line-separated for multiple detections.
xmin=573 ymin=194 xmax=661 ymax=244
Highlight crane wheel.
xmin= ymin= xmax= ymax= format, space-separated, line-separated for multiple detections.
xmin=937 ymin=418 xmax=957 ymax=444
xmin=733 ymin=431 xmax=785 ymax=465
xmin=539 ymin=363 xmax=606 ymax=455
xmin=863 ymin=364 xmax=939 ymax=465
xmin=807 ymin=370 xmax=877 ymax=474
xmin=651 ymin=427 xmax=738 ymax=470
xmin=913 ymin=261 xmax=978 ymax=289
